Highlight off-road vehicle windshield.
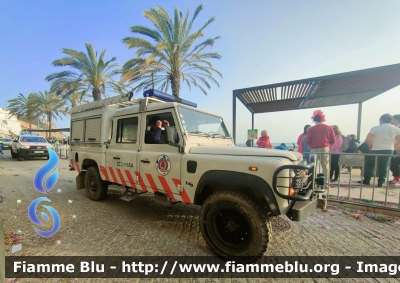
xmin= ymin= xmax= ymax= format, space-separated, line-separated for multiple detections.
xmin=20 ymin=136 xmax=47 ymax=143
xmin=177 ymin=106 xmax=230 ymax=138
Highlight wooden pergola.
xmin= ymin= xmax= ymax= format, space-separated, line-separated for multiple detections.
xmin=232 ymin=63 xmax=400 ymax=143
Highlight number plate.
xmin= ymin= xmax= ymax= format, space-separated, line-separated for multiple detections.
xmin=34 ymin=151 xmax=44 ymax=153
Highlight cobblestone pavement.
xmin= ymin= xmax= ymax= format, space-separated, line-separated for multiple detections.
xmin=1 ymin=152 xmax=400 ymax=283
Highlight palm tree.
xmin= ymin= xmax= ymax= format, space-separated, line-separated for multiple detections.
xmin=7 ymin=93 xmax=40 ymax=130
xmin=33 ymin=91 xmax=68 ymax=137
xmin=121 ymin=4 xmax=222 ymax=97
xmin=65 ymin=91 xmax=90 ymax=111
xmin=45 ymin=43 xmax=122 ymax=101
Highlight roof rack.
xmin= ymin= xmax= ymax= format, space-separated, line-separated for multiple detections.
xmin=69 ymin=92 xmax=168 ymax=114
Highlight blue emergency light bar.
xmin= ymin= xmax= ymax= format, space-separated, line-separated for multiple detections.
xmin=20 ymin=132 xmax=39 ymax=136
xmin=143 ymin=89 xmax=197 ymax=108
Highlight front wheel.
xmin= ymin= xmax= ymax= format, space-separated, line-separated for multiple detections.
xmin=85 ymin=166 xmax=108 ymax=201
xmin=17 ymin=150 xmax=24 ymax=161
xmin=200 ymin=191 xmax=271 ymax=263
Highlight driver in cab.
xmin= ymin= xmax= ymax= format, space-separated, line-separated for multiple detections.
xmin=145 ymin=116 xmax=170 ymax=144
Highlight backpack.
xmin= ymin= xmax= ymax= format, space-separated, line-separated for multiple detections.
xmin=341 ymin=136 xmax=349 ymax=152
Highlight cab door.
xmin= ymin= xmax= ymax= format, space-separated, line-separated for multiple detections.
xmin=104 ymin=115 xmax=140 ymax=188
xmin=137 ymin=110 xmax=187 ymax=201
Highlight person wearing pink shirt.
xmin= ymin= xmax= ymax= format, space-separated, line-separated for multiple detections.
xmin=256 ymin=130 xmax=272 ymax=148
xmin=306 ymin=110 xmax=336 ymax=188
xmin=329 ymin=125 xmax=344 ymax=182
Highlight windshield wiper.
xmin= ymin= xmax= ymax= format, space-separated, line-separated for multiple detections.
xmin=211 ymin=133 xmax=227 ymax=139
xmin=187 ymin=131 xmax=211 ymax=137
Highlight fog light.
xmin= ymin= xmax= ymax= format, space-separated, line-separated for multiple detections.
xmin=289 ymin=188 xmax=295 ymax=196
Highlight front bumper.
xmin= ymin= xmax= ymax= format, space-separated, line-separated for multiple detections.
xmin=19 ymin=149 xmax=49 ymax=158
xmin=286 ymin=198 xmax=317 ymax=221
xmin=2 ymin=145 xmax=11 ymax=149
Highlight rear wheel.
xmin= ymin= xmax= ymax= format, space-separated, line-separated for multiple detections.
xmin=200 ymin=191 xmax=271 ymax=263
xmin=85 ymin=166 xmax=108 ymax=201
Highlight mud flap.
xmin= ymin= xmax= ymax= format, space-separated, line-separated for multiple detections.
xmin=286 ymin=198 xmax=317 ymax=222
xmin=76 ymin=171 xmax=86 ymax=190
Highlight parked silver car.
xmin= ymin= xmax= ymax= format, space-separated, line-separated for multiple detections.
xmin=0 ymin=138 xmax=13 ymax=150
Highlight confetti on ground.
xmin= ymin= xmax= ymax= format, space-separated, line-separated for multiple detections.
xmin=72 ymin=214 xmax=76 ymax=219
xmin=4 ymin=232 xmax=20 ymax=245
xmin=17 ymin=200 xmax=21 ymax=203
xmin=56 ymin=240 xmax=61 ymax=244
xmin=67 ymin=228 xmax=73 ymax=234
xmin=57 ymin=188 xmax=61 ymax=193
xmin=68 ymin=200 xmax=73 ymax=203
xmin=327 ymin=205 xmax=397 ymax=222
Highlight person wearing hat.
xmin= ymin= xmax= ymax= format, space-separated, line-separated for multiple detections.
xmin=145 ymin=115 xmax=170 ymax=144
xmin=306 ymin=110 xmax=336 ymax=187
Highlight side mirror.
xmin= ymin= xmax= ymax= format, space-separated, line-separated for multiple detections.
xmin=164 ymin=126 xmax=177 ymax=144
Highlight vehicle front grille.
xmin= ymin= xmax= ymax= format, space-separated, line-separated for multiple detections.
xmin=29 ymin=145 xmax=48 ymax=149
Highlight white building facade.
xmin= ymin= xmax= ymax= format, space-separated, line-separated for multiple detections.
xmin=0 ymin=108 xmax=21 ymax=137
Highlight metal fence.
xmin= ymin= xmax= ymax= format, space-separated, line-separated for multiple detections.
xmin=52 ymin=144 xmax=70 ymax=159
xmin=308 ymin=152 xmax=400 ymax=211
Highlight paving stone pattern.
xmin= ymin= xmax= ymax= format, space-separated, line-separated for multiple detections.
xmin=1 ymin=153 xmax=400 ymax=282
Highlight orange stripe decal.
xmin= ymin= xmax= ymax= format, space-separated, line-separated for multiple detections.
xmin=124 ymin=170 xmax=137 ymax=189
xmin=100 ymin=166 xmax=110 ymax=181
xmin=108 ymin=167 xmax=118 ymax=183
xmin=135 ymin=171 xmax=148 ymax=192
xmin=116 ymin=168 xmax=127 ymax=186
xmin=75 ymin=162 xmax=81 ymax=173
xmin=145 ymin=173 xmax=159 ymax=193
xmin=158 ymin=176 xmax=175 ymax=199
xmin=172 ymin=178 xmax=192 ymax=204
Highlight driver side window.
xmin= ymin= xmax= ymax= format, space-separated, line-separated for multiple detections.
xmin=145 ymin=112 xmax=179 ymax=144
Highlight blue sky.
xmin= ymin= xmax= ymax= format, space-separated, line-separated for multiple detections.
xmin=1 ymin=0 xmax=400 ymax=143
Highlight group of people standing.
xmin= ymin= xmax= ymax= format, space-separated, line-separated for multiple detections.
xmin=297 ymin=111 xmax=400 ymax=188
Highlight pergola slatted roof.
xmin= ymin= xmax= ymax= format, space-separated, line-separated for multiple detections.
xmin=232 ymin=63 xmax=400 ymax=142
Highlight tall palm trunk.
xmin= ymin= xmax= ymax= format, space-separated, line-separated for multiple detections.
xmin=92 ymin=89 xmax=102 ymax=101
xmin=170 ymin=72 xmax=181 ymax=98
xmin=48 ymin=114 xmax=52 ymax=138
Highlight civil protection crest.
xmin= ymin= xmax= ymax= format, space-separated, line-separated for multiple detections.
xmin=156 ymin=155 xmax=171 ymax=176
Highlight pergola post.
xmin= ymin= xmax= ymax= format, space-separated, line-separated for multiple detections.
xmin=251 ymin=113 xmax=254 ymax=147
xmin=232 ymin=92 xmax=236 ymax=144
xmin=357 ymin=102 xmax=362 ymax=140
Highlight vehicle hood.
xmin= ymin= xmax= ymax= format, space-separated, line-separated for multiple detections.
xmin=189 ymin=146 xmax=302 ymax=161
xmin=19 ymin=142 xmax=50 ymax=147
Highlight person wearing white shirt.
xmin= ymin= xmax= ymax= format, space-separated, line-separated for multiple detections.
xmin=359 ymin=114 xmax=400 ymax=187
xmin=389 ymin=114 xmax=400 ymax=185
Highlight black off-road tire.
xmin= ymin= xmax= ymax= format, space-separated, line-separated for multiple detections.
xmin=17 ymin=150 xmax=24 ymax=161
xmin=85 ymin=166 xmax=108 ymax=201
xmin=11 ymin=150 xmax=16 ymax=158
xmin=200 ymin=191 xmax=272 ymax=263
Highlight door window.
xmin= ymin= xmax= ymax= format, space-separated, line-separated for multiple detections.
xmin=116 ymin=117 xmax=138 ymax=143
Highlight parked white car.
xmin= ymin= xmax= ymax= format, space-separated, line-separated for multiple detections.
xmin=11 ymin=135 xmax=51 ymax=161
